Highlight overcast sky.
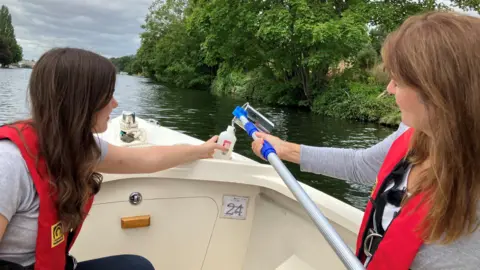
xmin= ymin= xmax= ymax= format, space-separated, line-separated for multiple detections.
xmin=2 ymin=0 xmax=478 ymax=61
xmin=3 ymin=0 xmax=153 ymax=60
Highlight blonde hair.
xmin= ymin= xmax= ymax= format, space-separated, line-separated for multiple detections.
xmin=382 ymin=11 xmax=480 ymax=244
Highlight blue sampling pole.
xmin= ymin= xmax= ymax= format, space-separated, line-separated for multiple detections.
xmin=232 ymin=106 xmax=365 ymax=270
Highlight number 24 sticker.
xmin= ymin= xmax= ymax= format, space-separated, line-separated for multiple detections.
xmin=221 ymin=195 xmax=248 ymax=220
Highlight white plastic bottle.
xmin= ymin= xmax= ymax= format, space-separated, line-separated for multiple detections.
xmin=213 ymin=125 xmax=237 ymax=160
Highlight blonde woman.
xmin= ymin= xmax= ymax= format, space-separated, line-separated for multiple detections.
xmin=252 ymin=11 xmax=480 ymax=270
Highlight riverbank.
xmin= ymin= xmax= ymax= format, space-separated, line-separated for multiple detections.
xmin=210 ymin=65 xmax=401 ymax=127
xmin=113 ymin=61 xmax=401 ymax=127
xmin=312 ymin=81 xmax=400 ymax=126
xmin=111 ymin=0 xmax=418 ymax=128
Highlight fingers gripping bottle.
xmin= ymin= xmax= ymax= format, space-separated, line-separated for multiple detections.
xmin=213 ymin=125 xmax=237 ymax=160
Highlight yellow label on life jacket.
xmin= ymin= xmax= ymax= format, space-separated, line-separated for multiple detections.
xmin=51 ymin=221 xmax=64 ymax=248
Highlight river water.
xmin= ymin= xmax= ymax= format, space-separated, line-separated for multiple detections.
xmin=0 ymin=68 xmax=395 ymax=210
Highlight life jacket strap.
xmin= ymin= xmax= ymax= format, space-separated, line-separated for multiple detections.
xmin=0 ymin=260 xmax=34 ymax=270
xmin=0 ymin=254 xmax=76 ymax=270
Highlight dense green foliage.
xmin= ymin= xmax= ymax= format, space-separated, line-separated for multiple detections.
xmin=128 ymin=0 xmax=477 ymax=126
xmin=110 ymin=55 xmax=142 ymax=75
xmin=312 ymin=68 xmax=400 ymax=125
xmin=0 ymin=5 xmax=23 ymax=67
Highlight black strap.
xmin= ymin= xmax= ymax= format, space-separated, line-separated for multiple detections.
xmin=0 ymin=256 xmax=74 ymax=270
xmin=65 ymin=231 xmax=76 ymax=270
xmin=0 ymin=231 xmax=76 ymax=270
xmin=0 ymin=260 xmax=34 ymax=270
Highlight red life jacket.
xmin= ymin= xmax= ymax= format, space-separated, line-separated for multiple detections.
xmin=355 ymin=127 xmax=430 ymax=270
xmin=0 ymin=123 xmax=94 ymax=270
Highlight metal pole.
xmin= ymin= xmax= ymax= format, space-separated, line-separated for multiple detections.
xmin=236 ymin=113 xmax=365 ymax=270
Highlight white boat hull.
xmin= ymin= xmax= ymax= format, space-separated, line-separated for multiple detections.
xmin=70 ymin=116 xmax=364 ymax=270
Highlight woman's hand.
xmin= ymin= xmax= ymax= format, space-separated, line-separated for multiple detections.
xmin=197 ymin=135 xmax=228 ymax=158
xmin=251 ymin=132 xmax=301 ymax=163
xmin=251 ymin=132 xmax=288 ymax=160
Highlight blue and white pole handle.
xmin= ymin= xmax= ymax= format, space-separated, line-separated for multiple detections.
xmin=233 ymin=107 xmax=365 ymax=270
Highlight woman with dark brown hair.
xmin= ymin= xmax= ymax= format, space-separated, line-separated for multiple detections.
xmin=251 ymin=11 xmax=480 ymax=269
xmin=0 ymin=48 xmax=227 ymax=270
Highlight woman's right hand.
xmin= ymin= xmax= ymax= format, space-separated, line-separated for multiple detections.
xmin=251 ymin=132 xmax=289 ymax=160
xmin=197 ymin=135 xmax=228 ymax=159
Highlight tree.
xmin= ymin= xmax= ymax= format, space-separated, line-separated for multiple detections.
xmin=11 ymin=43 xmax=22 ymax=63
xmin=110 ymin=55 xmax=144 ymax=75
xmin=0 ymin=36 xmax=12 ymax=66
xmin=134 ymin=0 xmax=215 ymax=88
xmin=453 ymin=0 xmax=479 ymax=12
xmin=187 ymin=0 xmax=370 ymax=104
xmin=0 ymin=5 xmax=23 ymax=66
xmin=133 ymin=0 xmax=478 ymax=107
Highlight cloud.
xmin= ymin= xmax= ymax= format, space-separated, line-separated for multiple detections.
xmin=3 ymin=0 xmax=153 ymax=60
xmin=439 ymin=0 xmax=480 ymax=16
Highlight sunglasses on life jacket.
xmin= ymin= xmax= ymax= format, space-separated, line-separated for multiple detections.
xmin=379 ymin=158 xmax=410 ymax=207
xmin=384 ymin=187 xmax=407 ymax=207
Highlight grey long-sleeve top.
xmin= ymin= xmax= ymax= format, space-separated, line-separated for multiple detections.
xmin=299 ymin=122 xmax=409 ymax=186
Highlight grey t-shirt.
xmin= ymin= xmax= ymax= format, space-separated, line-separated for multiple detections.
xmin=300 ymin=122 xmax=480 ymax=269
xmin=0 ymin=137 xmax=108 ymax=266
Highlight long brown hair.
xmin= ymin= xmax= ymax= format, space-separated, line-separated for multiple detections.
xmin=382 ymin=11 xmax=480 ymax=244
xmin=27 ymin=48 xmax=116 ymax=230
